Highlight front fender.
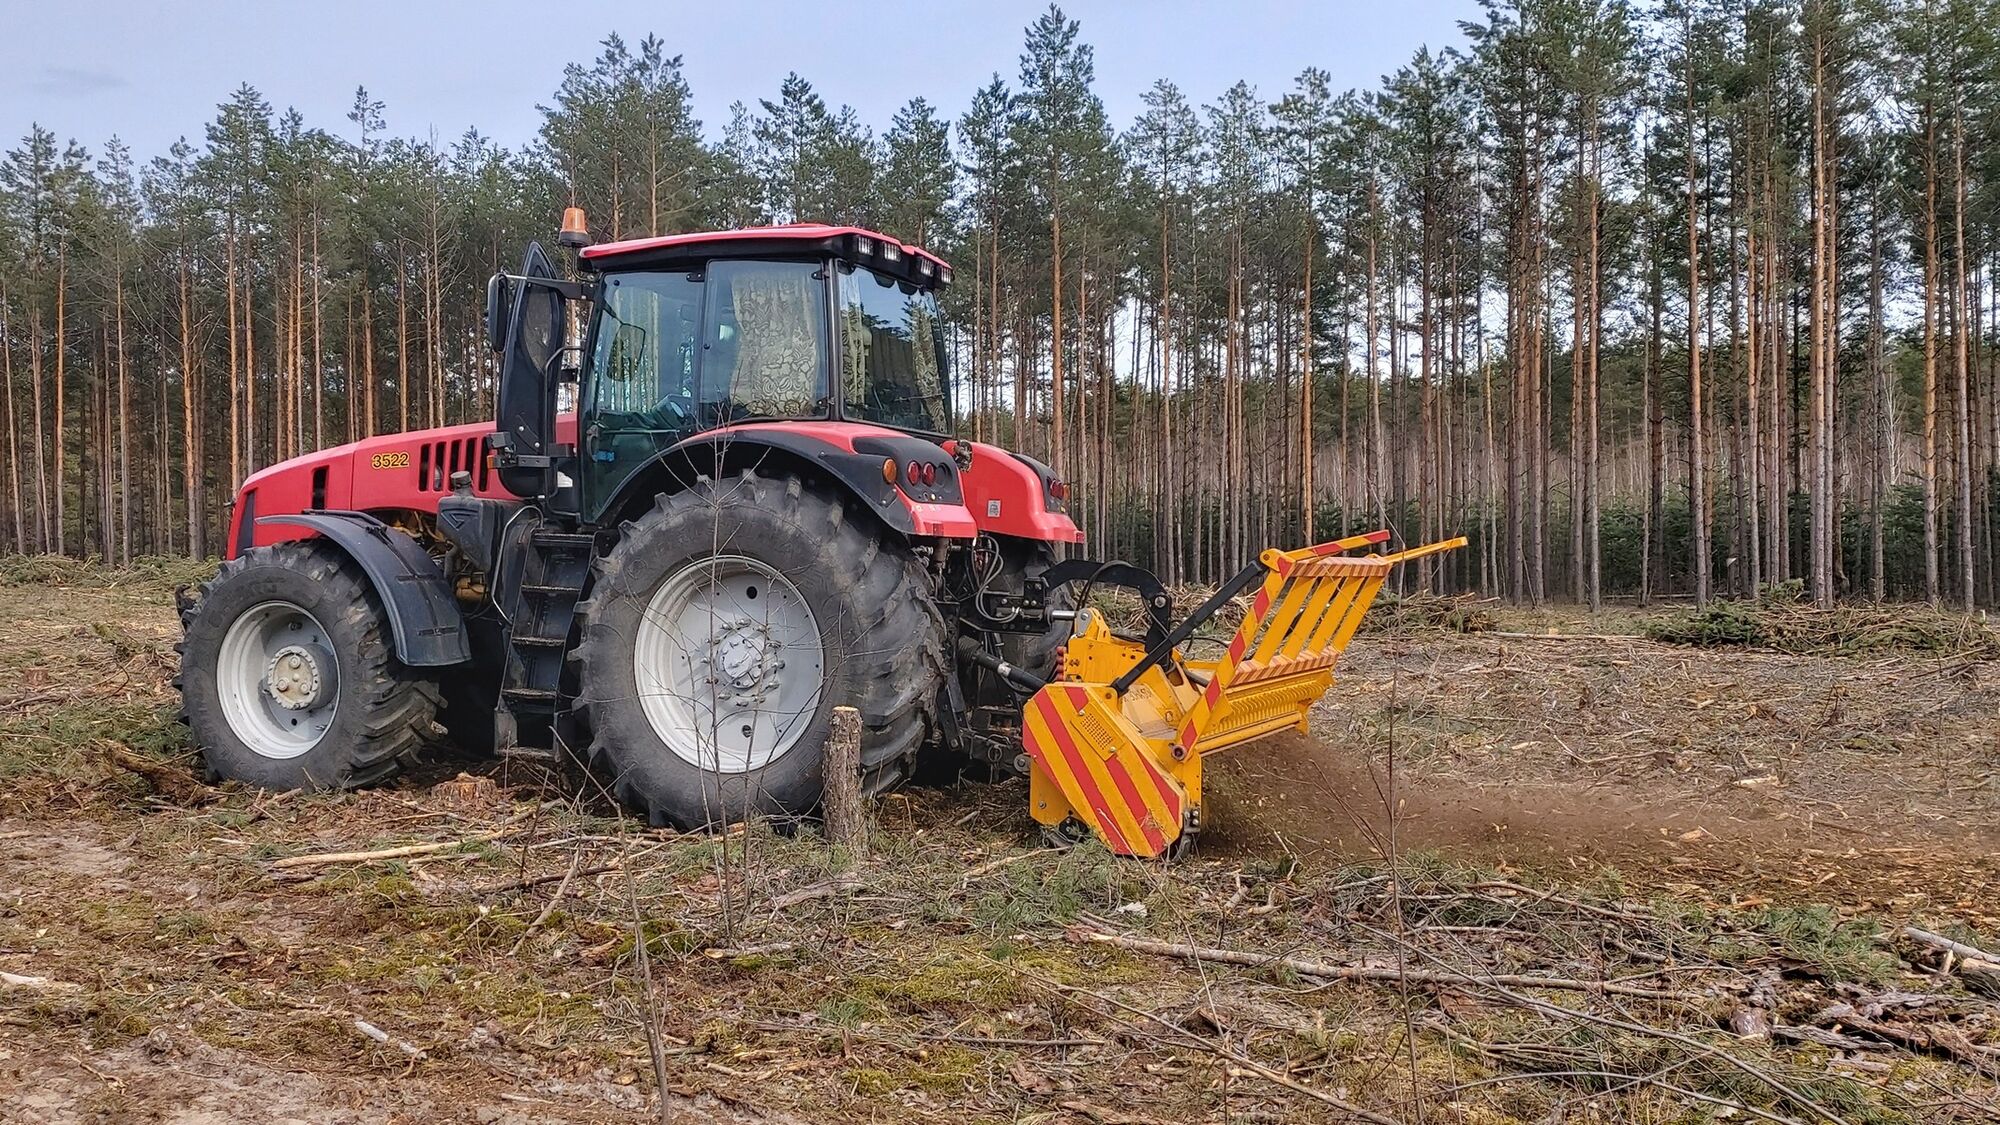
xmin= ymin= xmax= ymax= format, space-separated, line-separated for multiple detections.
xmin=257 ymin=512 xmax=470 ymax=667
xmin=594 ymin=425 xmax=978 ymax=540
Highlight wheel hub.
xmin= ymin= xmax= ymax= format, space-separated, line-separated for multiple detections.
xmin=264 ymin=644 xmax=328 ymax=711
xmin=710 ymin=620 xmax=770 ymax=684
xmin=216 ymin=599 xmax=340 ymax=761
xmin=632 ymin=556 xmax=825 ymax=774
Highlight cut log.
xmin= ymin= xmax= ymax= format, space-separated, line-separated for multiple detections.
xmin=822 ymin=705 xmax=867 ymax=856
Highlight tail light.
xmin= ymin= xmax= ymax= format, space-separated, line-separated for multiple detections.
xmin=921 ymin=462 xmax=938 ymax=486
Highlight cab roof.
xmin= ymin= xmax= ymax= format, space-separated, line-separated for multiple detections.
xmin=579 ymin=223 xmax=949 ymax=272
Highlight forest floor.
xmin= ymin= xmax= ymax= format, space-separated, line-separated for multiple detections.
xmin=0 ymin=561 xmax=1996 ymax=1124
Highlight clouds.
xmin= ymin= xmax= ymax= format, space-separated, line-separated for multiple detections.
xmin=29 ymin=66 xmax=129 ymax=97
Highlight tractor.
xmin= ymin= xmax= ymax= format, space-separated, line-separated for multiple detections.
xmin=176 ymin=214 xmax=1462 ymax=858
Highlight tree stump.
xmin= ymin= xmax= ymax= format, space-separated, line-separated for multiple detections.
xmin=822 ymin=706 xmax=867 ymax=857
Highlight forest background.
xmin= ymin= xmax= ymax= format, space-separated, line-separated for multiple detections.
xmin=2 ymin=0 xmax=1997 ymax=610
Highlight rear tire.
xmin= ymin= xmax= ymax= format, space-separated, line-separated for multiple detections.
xmin=178 ymin=542 xmax=440 ymax=790
xmin=574 ymin=470 xmax=945 ymax=829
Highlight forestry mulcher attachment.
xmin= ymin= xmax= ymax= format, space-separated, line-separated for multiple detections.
xmin=1020 ymin=532 xmax=1464 ymax=857
xmin=176 ymin=213 xmax=1462 ymax=857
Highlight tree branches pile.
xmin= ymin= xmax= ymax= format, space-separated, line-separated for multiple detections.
xmin=1642 ymin=596 xmax=2000 ymax=659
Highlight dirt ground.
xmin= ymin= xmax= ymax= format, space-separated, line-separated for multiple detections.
xmin=1 ymin=565 xmax=1996 ymax=1124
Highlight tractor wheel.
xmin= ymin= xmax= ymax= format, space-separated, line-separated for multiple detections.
xmin=574 ymin=470 xmax=945 ymax=829
xmin=178 ymin=541 xmax=440 ymax=790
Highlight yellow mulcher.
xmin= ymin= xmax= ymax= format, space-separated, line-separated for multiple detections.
xmin=1020 ymin=530 xmax=1466 ymax=858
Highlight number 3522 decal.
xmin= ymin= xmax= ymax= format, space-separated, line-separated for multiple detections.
xmin=369 ymin=451 xmax=411 ymax=470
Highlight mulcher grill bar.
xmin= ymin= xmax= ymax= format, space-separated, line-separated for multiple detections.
xmin=1022 ymin=530 xmax=1469 ymax=858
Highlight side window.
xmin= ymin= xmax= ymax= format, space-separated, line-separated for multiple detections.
xmin=589 ymin=271 xmax=703 ymax=427
xmin=583 ymin=270 xmax=704 ymax=506
xmin=700 ymin=260 xmax=829 ymax=425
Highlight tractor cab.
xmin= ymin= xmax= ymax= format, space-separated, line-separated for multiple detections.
xmin=487 ymin=221 xmax=956 ymax=523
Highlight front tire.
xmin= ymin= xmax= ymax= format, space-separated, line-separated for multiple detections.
xmin=178 ymin=542 xmax=440 ymax=790
xmin=574 ymin=470 xmax=945 ymax=829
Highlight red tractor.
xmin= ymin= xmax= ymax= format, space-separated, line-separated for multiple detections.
xmin=179 ymin=214 xmax=1462 ymax=854
xmin=178 ymin=218 xmax=1084 ymax=828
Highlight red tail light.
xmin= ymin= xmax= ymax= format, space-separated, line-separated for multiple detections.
xmin=1048 ymin=479 xmax=1069 ymax=501
xmin=921 ymin=462 xmax=938 ymax=486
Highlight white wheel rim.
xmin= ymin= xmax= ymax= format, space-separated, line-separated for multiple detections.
xmin=633 ymin=555 xmax=826 ymax=774
xmin=216 ymin=599 xmax=338 ymax=760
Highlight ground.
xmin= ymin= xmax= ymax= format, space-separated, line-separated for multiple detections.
xmin=0 ymin=560 xmax=1996 ymax=1124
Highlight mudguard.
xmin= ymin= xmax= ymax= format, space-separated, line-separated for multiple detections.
xmin=593 ymin=422 xmax=978 ymax=539
xmin=256 ymin=511 xmax=470 ymax=667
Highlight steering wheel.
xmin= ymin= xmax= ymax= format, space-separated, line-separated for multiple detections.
xmin=651 ymin=392 xmax=694 ymax=426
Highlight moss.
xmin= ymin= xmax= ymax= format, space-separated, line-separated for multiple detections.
xmin=846 ymin=1066 xmax=900 ymax=1096
xmin=852 ymin=965 xmax=1022 ymax=1016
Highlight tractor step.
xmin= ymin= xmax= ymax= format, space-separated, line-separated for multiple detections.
xmin=530 ymin=531 xmax=595 ymax=552
xmin=492 ymin=525 xmax=595 ymax=756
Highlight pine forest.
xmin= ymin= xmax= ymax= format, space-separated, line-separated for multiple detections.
xmin=3 ymin=0 xmax=1999 ymax=610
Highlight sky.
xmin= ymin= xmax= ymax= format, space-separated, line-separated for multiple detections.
xmin=1 ymin=0 xmax=1472 ymax=162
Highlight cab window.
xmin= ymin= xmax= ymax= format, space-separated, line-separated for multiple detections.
xmin=700 ymin=259 xmax=829 ymax=425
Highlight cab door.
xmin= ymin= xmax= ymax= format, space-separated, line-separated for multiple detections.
xmin=492 ymin=242 xmax=568 ymax=498
xmin=581 ymin=268 xmax=707 ymax=509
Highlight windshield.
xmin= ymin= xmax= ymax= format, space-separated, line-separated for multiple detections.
xmin=838 ymin=265 xmax=949 ymax=433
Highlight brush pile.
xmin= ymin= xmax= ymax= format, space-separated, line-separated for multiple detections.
xmin=1359 ymin=590 xmax=1496 ymax=635
xmin=1643 ymin=595 xmax=2000 ymax=659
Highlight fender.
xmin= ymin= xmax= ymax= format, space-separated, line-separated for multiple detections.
xmin=256 ymin=511 xmax=470 ymax=667
xmin=593 ymin=422 xmax=978 ymax=539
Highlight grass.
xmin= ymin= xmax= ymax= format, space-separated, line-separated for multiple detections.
xmin=1 ymin=566 xmax=1995 ymax=1123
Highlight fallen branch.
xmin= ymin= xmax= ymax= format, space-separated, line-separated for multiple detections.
xmin=1901 ymin=926 xmax=2000 ymax=966
xmin=353 ymin=1017 xmax=425 ymax=1060
xmin=767 ymin=874 xmax=862 ymax=911
xmin=1061 ymin=1099 xmax=1181 ymax=1125
xmin=1071 ymin=929 xmax=1712 ymax=1002
xmin=1901 ymin=926 xmax=2000 ymax=994
xmin=1025 ymin=972 xmax=1399 ymax=1124
xmin=961 ymin=847 xmax=1059 ymax=885
xmin=1 ymin=970 xmax=81 ymax=992
xmin=508 ymin=851 xmax=584 ymax=956
xmin=701 ymin=941 xmax=798 ymax=960
xmin=97 ymin=743 xmax=215 ymax=803
xmin=476 ymin=860 xmax=621 ymax=897
xmin=270 ymin=822 xmax=521 ymax=870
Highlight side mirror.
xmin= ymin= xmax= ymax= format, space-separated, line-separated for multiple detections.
xmin=605 ymin=322 xmax=651 ymax=384
xmin=484 ymin=272 xmax=513 ymax=353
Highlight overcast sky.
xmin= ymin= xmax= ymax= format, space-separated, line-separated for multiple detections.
xmin=3 ymin=0 xmax=1472 ymax=161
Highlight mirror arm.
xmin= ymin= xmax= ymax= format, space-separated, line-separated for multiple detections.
xmin=498 ymin=273 xmax=587 ymax=301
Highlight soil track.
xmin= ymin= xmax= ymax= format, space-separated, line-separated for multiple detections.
xmin=1208 ymin=628 xmax=2000 ymax=924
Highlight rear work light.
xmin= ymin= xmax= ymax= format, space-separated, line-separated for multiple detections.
xmin=880 ymin=242 xmax=903 ymax=263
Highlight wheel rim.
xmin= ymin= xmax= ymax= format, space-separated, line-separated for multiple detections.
xmin=633 ymin=555 xmax=826 ymax=774
xmin=216 ymin=600 xmax=339 ymax=760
